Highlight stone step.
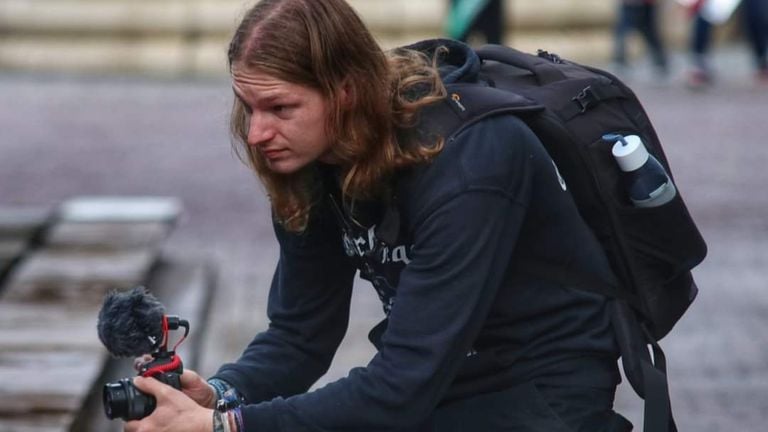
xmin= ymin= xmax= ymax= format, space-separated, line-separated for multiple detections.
xmin=0 ymin=207 xmax=53 ymax=289
xmin=0 ymin=239 xmax=27 ymax=261
xmin=0 ymin=348 xmax=104 ymax=416
xmin=0 ymin=302 xmax=101 ymax=352
xmin=0 ymin=197 xmax=181 ymax=298
xmin=0 ymin=195 xmax=211 ymax=431
xmin=58 ymin=196 xmax=182 ymax=224
xmin=0 ymin=29 xmax=618 ymax=77
xmin=0 ymin=414 xmax=73 ymax=432
xmin=0 ymin=0 xmax=625 ymax=76
xmin=0 ymin=0 xmax=612 ymax=36
xmin=0 ymin=206 xmax=52 ymax=239
xmin=45 ymin=221 xmax=174 ymax=251
xmin=0 ymin=303 xmax=105 ymax=417
xmin=3 ymin=249 xmax=158 ymax=305
xmin=0 ymin=258 xmax=216 ymax=430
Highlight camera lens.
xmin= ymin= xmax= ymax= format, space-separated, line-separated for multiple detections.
xmin=102 ymin=378 xmax=156 ymax=420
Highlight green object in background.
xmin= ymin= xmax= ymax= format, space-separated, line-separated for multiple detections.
xmin=445 ymin=0 xmax=492 ymax=39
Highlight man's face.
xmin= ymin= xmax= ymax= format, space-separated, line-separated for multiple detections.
xmin=232 ymin=66 xmax=336 ymax=174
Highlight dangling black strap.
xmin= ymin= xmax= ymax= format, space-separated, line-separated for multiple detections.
xmin=613 ymin=300 xmax=677 ymax=432
xmin=641 ymin=326 xmax=678 ymax=432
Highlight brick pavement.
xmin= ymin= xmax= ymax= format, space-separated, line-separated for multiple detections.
xmin=1 ymin=47 xmax=766 ymax=430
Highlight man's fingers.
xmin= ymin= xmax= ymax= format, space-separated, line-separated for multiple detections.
xmin=123 ymin=420 xmax=138 ymax=432
xmin=180 ymin=369 xmax=201 ymax=386
xmin=133 ymin=354 xmax=153 ymax=371
xmin=133 ymin=376 xmax=166 ymax=397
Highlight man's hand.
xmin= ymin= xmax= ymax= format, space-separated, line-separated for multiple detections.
xmin=132 ymin=358 xmax=216 ymax=409
xmin=180 ymin=369 xmax=217 ymax=409
xmin=123 ymin=376 xmax=212 ymax=432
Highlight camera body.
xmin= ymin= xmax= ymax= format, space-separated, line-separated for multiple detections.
xmin=100 ymin=311 xmax=190 ymax=421
xmin=103 ymin=351 xmax=184 ymax=421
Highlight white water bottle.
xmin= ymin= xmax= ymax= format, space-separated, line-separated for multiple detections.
xmin=603 ymin=133 xmax=677 ymax=208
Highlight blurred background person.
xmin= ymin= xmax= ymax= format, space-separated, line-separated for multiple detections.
xmin=446 ymin=0 xmax=506 ymax=45
xmin=685 ymin=0 xmax=768 ymax=87
xmin=612 ymin=0 xmax=669 ymax=76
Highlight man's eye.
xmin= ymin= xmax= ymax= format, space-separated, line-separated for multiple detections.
xmin=273 ymin=104 xmax=295 ymax=114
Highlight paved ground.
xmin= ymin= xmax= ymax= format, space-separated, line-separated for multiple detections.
xmin=1 ymin=45 xmax=767 ymax=431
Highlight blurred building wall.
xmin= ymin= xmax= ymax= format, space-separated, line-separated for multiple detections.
xmin=0 ymin=0 xmax=695 ymax=77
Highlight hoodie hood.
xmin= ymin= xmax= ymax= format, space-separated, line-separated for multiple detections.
xmin=403 ymin=38 xmax=481 ymax=85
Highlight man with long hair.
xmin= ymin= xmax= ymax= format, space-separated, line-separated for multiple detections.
xmin=124 ymin=1 xmax=630 ymax=431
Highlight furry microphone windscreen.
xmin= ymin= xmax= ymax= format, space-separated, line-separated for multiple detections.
xmin=97 ymin=286 xmax=166 ymax=358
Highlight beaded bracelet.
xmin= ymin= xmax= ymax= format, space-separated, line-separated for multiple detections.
xmin=216 ymin=388 xmax=244 ymax=432
xmin=221 ymin=409 xmax=243 ymax=432
xmin=217 ymin=389 xmax=243 ymax=411
xmin=232 ymin=406 xmax=245 ymax=432
xmin=208 ymin=378 xmax=245 ymax=404
xmin=213 ymin=410 xmax=231 ymax=432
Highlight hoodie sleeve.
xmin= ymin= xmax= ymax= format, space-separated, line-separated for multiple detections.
xmin=236 ymin=115 xmax=539 ymax=431
xmin=211 ymin=198 xmax=358 ymax=403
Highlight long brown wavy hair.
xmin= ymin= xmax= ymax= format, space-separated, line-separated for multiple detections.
xmin=228 ymin=0 xmax=446 ymax=231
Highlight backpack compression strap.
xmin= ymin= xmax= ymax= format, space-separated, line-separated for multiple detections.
xmin=475 ymin=44 xmax=627 ymax=121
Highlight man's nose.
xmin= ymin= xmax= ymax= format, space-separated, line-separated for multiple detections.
xmin=247 ymin=113 xmax=276 ymax=146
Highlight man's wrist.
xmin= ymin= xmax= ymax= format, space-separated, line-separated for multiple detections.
xmin=213 ymin=398 xmax=243 ymax=432
xmin=208 ymin=378 xmax=246 ymax=432
xmin=208 ymin=378 xmax=246 ymax=406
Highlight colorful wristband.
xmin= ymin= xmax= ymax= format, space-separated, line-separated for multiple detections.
xmin=208 ymin=378 xmax=233 ymax=402
xmin=213 ymin=410 xmax=230 ymax=432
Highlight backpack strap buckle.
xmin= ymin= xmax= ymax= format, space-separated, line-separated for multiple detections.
xmin=559 ymin=83 xmax=625 ymax=120
xmin=572 ymin=85 xmax=597 ymax=113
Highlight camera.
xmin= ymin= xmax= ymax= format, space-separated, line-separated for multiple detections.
xmin=103 ymin=351 xmax=184 ymax=420
xmin=102 ymin=315 xmax=189 ymax=421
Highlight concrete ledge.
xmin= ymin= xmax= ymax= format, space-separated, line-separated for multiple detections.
xmin=0 ymin=196 xmax=216 ymax=431
xmin=58 ymin=196 xmax=182 ymax=224
xmin=0 ymin=0 xmax=612 ymax=36
xmin=0 ymin=0 xmax=686 ymax=77
xmin=0 ymin=36 xmax=228 ymax=77
xmin=0 ymin=29 xmax=616 ymax=77
xmin=0 ymin=0 xmax=241 ymax=36
xmin=46 ymin=222 xmax=173 ymax=250
xmin=4 ymin=249 xmax=158 ymax=304
xmin=0 ymin=207 xmax=52 ymax=238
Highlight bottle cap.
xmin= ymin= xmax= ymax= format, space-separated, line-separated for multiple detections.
xmin=610 ymin=134 xmax=649 ymax=172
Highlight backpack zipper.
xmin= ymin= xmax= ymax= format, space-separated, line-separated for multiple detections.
xmin=537 ymin=49 xmax=564 ymax=64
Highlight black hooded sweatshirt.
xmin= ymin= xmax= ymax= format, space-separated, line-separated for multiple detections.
xmin=212 ymin=39 xmax=620 ymax=431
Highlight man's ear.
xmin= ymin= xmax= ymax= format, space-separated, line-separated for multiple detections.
xmin=339 ymin=79 xmax=354 ymax=108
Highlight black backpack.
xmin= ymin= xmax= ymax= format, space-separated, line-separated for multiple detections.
xmin=416 ymin=43 xmax=708 ymax=432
